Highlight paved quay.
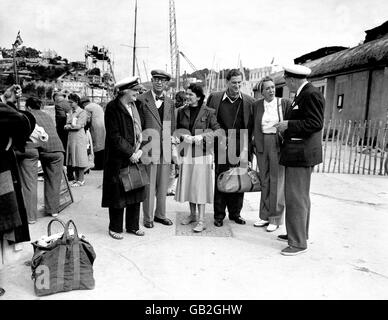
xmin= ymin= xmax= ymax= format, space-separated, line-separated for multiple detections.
xmin=1 ymin=170 xmax=387 ymax=300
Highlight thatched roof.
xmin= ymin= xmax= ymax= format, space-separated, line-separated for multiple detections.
xmin=306 ymin=35 xmax=388 ymax=78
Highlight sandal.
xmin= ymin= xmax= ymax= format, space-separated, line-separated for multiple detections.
xmin=127 ymin=229 xmax=145 ymax=236
xmin=109 ymin=230 xmax=123 ymax=240
xmin=71 ymin=180 xmax=85 ymax=187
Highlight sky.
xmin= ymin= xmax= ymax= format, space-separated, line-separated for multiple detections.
xmin=0 ymin=0 xmax=387 ymax=82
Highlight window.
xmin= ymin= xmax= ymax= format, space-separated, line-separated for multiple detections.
xmin=337 ymin=94 xmax=344 ymax=112
xmin=318 ymin=85 xmax=326 ymax=97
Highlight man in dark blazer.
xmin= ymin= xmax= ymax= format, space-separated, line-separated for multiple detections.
xmin=137 ymin=70 xmax=176 ymax=228
xmin=274 ymin=64 xmax=325 ymax=256
xmin=206 ymin=69 xmax=255 ymax=227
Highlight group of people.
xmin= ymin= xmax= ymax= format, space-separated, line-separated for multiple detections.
xmin=102 ymin=64 xmax=325 ymax=257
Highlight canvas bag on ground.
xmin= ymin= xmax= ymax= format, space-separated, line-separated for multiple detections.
xmin=31 ymin=218 xmax=96 ymax=296
xmin=217 ymin=166 xmax=262 ymax=193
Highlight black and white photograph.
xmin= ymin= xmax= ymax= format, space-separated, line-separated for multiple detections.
xmin=1 ymin=0 xmax=388 ymax=306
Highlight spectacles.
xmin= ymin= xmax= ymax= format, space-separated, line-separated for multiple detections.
xmin=152 ymin=78 xmax=167 ymax=83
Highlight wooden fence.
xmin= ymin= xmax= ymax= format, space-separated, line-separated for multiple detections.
xmin=315 ymin=119 xmax=388 ymax=175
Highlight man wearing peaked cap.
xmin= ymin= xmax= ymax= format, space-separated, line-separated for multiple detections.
xmin=150 ymin=69 xmax=172 ymax=81
xmin=136 ymin=69 xmax=177 ymax=229
xmin=283 ymin=64 xmax=311 ymax=78
xmin=273 ymin=63 xmax=325 ymax=256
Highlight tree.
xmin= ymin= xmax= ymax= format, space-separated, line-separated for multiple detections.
xmin=15 ymin=46 xmax=41 ymax=58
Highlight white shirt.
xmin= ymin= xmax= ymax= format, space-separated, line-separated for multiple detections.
xmin=261 ymin=98 xmax=280 ymax=134
xmin=295 ymin=81 xmax=309 ymax=98
xmin=152 ymin=90 xmax=165 ymax=109
xmin=222 ymin=91 xmax=242 ymax=103
xmin=123 ymin=102 xmax=133 ymax=118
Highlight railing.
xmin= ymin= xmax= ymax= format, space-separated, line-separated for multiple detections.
xmin=315 ymin=119 xmax=388 ymax=175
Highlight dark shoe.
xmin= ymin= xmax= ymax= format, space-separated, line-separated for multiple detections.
xmin=214 ymin=220 xmax=223 ymax=227
xmin=154 ymin=216 xmax=173 ymax=226
xmin=127 ymin=229 xmax=145 ymax=236
xmin=280 ymin=246 xmax=308 ymax=256
xmin=277 ymin=234 xmax=288 ymax=242
xmin=231 ymin=217 xmax=246 ymax=225
xmin=144 ymin=221 xmax=154 ymax=228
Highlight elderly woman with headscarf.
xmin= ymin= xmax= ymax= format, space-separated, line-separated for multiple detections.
xmin=101 ymin=77 xmax=146 ymax=240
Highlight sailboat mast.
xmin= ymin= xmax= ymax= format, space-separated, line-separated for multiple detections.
xmin=132 ymin=0 xmax=138 ymax=76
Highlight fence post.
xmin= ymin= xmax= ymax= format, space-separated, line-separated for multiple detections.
xmin=357 ymin=120 xmax=367 ymax=174
xmin=322 ymin=119 xmax=331 ymax=173
xmin=343 ymin=120 xmax=352 ymax=174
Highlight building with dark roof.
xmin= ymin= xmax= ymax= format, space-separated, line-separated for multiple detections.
xmin=271 ymin=20 xmax=388 ymax=122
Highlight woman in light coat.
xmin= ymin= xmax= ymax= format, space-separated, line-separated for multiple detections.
xmin=64 ymin=93 xmax=88 ymax=187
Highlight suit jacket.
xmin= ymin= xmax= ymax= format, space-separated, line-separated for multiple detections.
xmin=279 ymin=83 xmax=325 ymax=167
xmin=252 ymin=98 xmax=292 ymax=153
xmin=206 ymin=91 xmax=255 ymax=160
xmin=176 ymin=104 xmax=221 ymax=157
xmin=101 ymin=97 xmax=145 ymax=208
xmin=137 ymin=90 xmax=176 ymax=163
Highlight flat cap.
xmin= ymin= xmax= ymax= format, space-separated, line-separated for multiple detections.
xmin=283 ymin=64 xmax=311 ymax=78
xmin=151 ymin=69 xmax=171 ymax=81
xmin=80 ymin=96 xmax=90 ymax=104
xmin=114 ymin=76 xmax=142 ymax=91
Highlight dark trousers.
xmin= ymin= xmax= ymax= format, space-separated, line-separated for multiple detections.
xmin=284 ymin=166 xmax=313 ymax=249
xmin=213 ymin=163 xmax=244 ymax=221
xmin=109 ymin=203 xmax=140 ymax=233
xmin=93 ymin=150 xmax=105 ymax=170
xmin=256 ymin=134 xmax=285 ymax=225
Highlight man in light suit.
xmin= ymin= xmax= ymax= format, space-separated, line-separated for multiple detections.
xmin=274 ymin=64 xmax=325 ymax=256
xmin=206 ymin=69 xmax=255 ymax=227
xmin=137 ymin=70 xmax=176 ymax=228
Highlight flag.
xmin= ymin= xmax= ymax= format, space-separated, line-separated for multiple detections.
xmin=13 ymin=31 xmax=23 ymax=48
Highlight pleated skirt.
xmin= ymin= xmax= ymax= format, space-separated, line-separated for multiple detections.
xmin=175 ymin=154 xmax=213 ymax=204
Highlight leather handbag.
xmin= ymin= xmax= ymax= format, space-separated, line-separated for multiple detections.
xmin=31 ymin=219 xmax=96 ymax=296
xmin=217 ymin=167 xmax=261 ymax=193
xmin=119 ymin=163 xmax=149 ymax=192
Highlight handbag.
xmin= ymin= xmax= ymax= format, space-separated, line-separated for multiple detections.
xmin=30 ymin=218 xmax=96 ymax=296
xmin=119 ymin=162 xmax=149 ymax=192
xmin=217 ymin=166 xmax=261 ymax=193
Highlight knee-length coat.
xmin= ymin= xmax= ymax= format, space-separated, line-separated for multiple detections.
xmin=101 ymin=97 xmax=145 ymax=209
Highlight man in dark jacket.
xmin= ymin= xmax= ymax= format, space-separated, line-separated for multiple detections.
xmin=206 ymin=69 xmax=255 ymax=227
xmin=274 ymin=65 xmax=325 ymax=256
xmin=53 ymin=89 xmax=73 ymax=180
xmin=0 ymin=85 xmax=35 ymax=250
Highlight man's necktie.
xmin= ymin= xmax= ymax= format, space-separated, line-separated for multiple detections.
xmin=156 ymin=95 xmax=165 ymax=101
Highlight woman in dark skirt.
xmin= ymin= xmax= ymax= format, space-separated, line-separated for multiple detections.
xmin=101 ymin=77 xmax=145 ymax=240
